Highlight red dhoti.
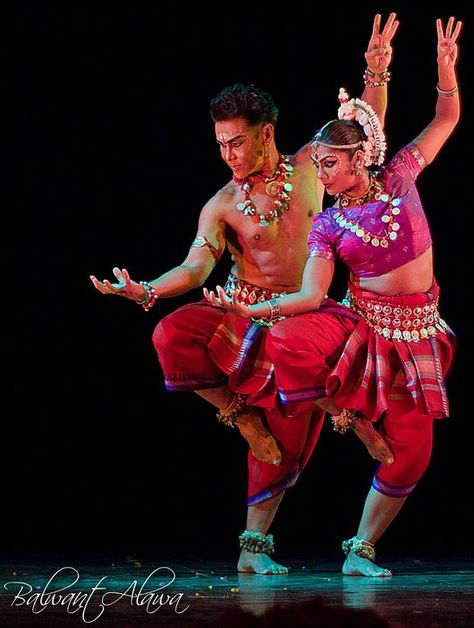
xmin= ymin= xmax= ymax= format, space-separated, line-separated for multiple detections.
xmin=152 ymin=275 xmax=325 ymax=505
xmin=265 ymin=282 xmax=456 ymax=497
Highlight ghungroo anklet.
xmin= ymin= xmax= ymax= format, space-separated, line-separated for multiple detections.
xmin=216 ymin=393 xmax=248 ymax=428
xmin=331 ymin=408 xmax=359 ymax=434
xmin=239 ymin=530 xmax=275 ymax=555
xmin=342 ymin=536 xmax=376 ymax=561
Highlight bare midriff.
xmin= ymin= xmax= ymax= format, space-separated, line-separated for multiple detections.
xmin=351 ymin=247 xmax=433 ymax=295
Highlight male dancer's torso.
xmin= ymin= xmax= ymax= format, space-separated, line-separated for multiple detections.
xmin=216 ymin=150 xmax=319 ymax=292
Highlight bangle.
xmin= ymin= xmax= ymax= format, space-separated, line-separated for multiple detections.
xmin=137 ymin=281 xmax=159 ymax=312
xmin=436 ymin=84 xmax=458 ymax=98
xmin=267 ymin=299 xmax=282 ymax=320
xmin=250 ymin=298 xmax=286 ymax=327
xmin=363 ymin=68 xmax=391 ymax=87
xmin=365 ymin=67 xmax=390 ymax=79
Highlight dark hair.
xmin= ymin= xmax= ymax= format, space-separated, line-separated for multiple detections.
xmin=312 ymin=119 xmax=365 ymax=159
xmin=210 ymin=83 xmax=279 ymax=126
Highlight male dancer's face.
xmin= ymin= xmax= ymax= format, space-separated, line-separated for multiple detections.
xmin=215 ymin=117 xmax=266 ymax=179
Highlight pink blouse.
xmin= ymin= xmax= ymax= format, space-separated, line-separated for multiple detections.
xmin=307 ymin=143 xmax=432 ymax=278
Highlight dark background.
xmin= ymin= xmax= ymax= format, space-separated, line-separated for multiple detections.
xmin=10 ymin=1 xmax=471 ymax=564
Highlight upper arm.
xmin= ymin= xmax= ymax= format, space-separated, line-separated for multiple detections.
xmin=387 ymin=143 xmax=427 ymax=182
xmin=410 ymin=89 xmax=460 ymax=166
xmin=180 ymin=196 xmax=226 ymax=279
xmin=411 ymin=116 xmax=458 ymax=166
xmin=301 ymin=255 xmax=335 ymax=301
xmin=292 ymin=143 xmax=325 ymax=212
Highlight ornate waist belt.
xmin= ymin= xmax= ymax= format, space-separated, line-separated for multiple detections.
xmin=224 ymin=274 xmax=287 ymax=306
xmin=348 ymin=289 xmax=449 ymax=342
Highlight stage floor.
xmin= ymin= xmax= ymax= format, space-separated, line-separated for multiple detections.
xmin=1 ymin=557 xmax=473 ymax=627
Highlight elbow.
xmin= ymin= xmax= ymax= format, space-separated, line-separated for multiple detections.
xmin=444 ymin=109 xmax=461 ymax=127
xmin=293 ymin=291 xmax=325 ymax=315
xmin=192 ymin=266 xmax=212 ymax=288
xmin=196 ymin=273 xmax=210 ymax=288
xmin=445 ymin=114 xmax=461 ymax=138
xmin=310 ymin=292 xmax=326 ymax=311
xmin=436 ymin=103 xmax=461 ymax=128
xmin=180 ymin=263 xmax=210 ymax=289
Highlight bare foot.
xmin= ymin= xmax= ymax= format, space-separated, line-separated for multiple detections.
xmin=235 ymin=411 xmax=282 ymax=465
xmin=238 ymin=549 xmax=288 ymax=574
xmin=342 ymin=550 xmax=392 ymax=577
xmin=352 ymin=419 xmax=394 ymax=465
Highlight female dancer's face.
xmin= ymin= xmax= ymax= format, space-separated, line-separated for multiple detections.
xmin=311 ymin=143 xmax=359 ymax=196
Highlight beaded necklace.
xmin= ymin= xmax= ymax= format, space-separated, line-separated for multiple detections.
xmin=337 ymin=171 xmax=382 ymax=208
xmin=234 ymin=154 xmax=294 ymax=227
xmin=334 ymin=173 xmax=401 ymax=248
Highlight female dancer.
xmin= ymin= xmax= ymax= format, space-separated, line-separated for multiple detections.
xmin=206 ymin=17 xmax=461 ymax=576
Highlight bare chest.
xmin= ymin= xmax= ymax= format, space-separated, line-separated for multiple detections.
xmin=225 ymin=175 xmax=316 ymax=250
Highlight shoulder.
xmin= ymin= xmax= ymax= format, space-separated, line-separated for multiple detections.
xmin=384 ymin=143 xmax=426 ymax=182
xmin=309 ymin=207 xmax=335 ymax=238
xmin=200 ymin=181 xmax=238 ymax=221
xmin=291 ymin=142 xmax=314 ymax=172
xmin=312 ymin=206 xmax=335 ymax=225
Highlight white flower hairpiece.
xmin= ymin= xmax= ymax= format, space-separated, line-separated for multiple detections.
xmin=337 ymin=87 xmax=386 ymax=166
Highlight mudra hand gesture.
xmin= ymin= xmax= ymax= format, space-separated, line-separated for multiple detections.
xmin=365 ymin=12 xmax=399 ymax=73
xmin=437 ymin=17 xmax=462 ymax=67
xmin=90 ymin=267 xmax=145 ymax=302
xmin=203 ymin=286 xmax=252 ymax=318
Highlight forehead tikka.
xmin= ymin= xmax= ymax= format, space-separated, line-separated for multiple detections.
xmin=311 ymin=150 xmax=342 ymax=175
xmin=217 ymin=129 xmax=248 ymax=144
xmin=312 ymin=150 xmax=339 ymax=161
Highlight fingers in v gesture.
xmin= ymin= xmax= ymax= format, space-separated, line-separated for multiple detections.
xmin=437 ymin=17 xmax=462 ymax=67
xmin=365 ymin=12 xmax=399 ymax=73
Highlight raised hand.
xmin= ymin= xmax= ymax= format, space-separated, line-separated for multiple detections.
xmin=203 ymin=286 xmax=252 ymax=318
xmin=437 ymin=17 xmax=462 ymax=67
xmin=365 ymin=12 xmax=399 ymax=73
xmin=90 ymin=267 xmax=145 ymax=302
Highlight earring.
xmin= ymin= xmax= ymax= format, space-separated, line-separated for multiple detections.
xmin=353 ymin=162 xmax=363 ymax=176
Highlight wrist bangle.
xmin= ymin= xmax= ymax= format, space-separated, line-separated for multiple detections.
xmin=267 ymin=299 xmax=282 ymax=320
xmin=364 ymin=68 xmax=391 ymax=87
xmin=250 ymin=299 xmax=285 ymax=328
xmin=365 ymin=67 xmax=390 ymax=79
xmin=137 ymin=281 xmax=159 ymax=311
xmin=436 ymin=84 xmax=458 ymax=98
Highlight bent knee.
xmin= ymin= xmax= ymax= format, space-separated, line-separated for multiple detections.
xmin=382 ymin=441 xmax=432 ymax=487
xmin=152 ymin=310 xmax=195 ymax=353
